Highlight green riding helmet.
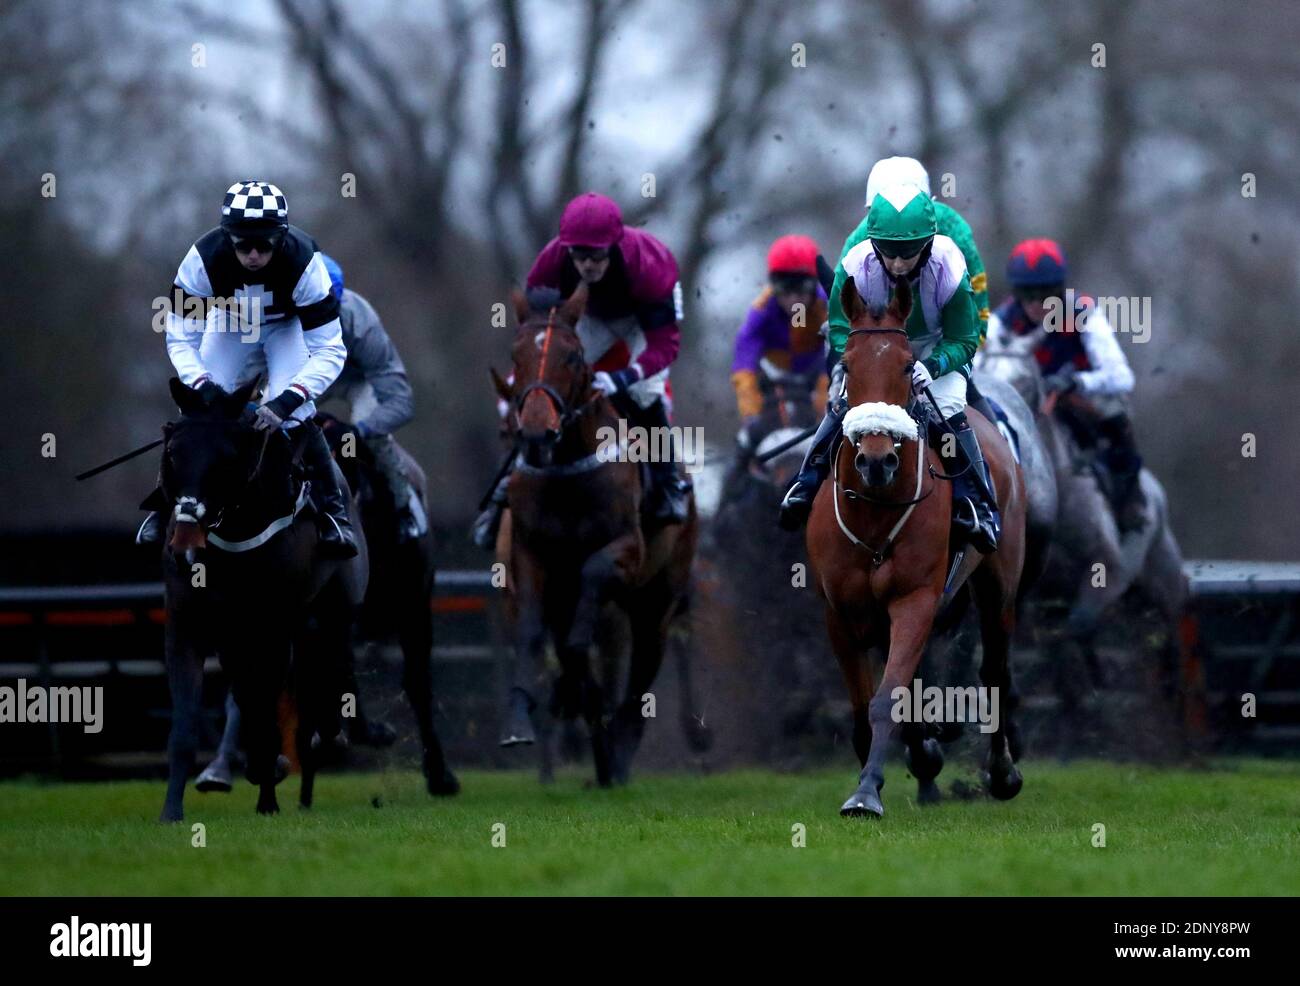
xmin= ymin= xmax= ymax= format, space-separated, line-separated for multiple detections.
xmin=866 ymin=184 xmax=937 ymax=257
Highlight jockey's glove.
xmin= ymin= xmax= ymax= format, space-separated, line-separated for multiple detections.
xmin=593 ymin=366 xmax=641 ymax=396
xmin=1043 ymin=369 xmax=1078 ymax=395
xmin=253 ymin=389 xmax=306 ymax=432
xmin=911 ymin=360 xmax=934 ymax=392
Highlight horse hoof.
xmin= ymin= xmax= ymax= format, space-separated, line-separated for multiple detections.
xmin=256 ymin=801 xmax=280 ymax=816
xmin=989 ymin=767 xmax=1023 ymax=801
xmin=840 ymin=790 xmax=884 ymax=818
xmin=158 ymin=808 xmax=183 ymax=824
xmin=905 ymin=738 xmax=945 ymax=783
xmin=916 ymin=778 xmax=942 ymax=805
xmin=426 ymin=770 xmax=460 ymax=797
xmin=195 ymin=761 xmax=233 ymax=793
xmin=499 ymin=691 xmax=537 ymax=746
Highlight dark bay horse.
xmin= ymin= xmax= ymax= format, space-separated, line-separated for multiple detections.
xmin=155 ymin=378 xmax=364 ymax=820
xmin=807 ymin=278 xmax=1028 ymax=817
xmin=491 ymin=284 xmax=698 ymax=786
xmin=320 ymin=414 xmax=459 ymax=794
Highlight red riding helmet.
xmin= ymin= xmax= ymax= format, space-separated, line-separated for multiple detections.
xmin=766 ymin=234 xmax=820 ymax=277
xmin=1007 ymin=238 xmax=1068 ymax=287
xmin=558 ymin=192 xmax=625 ymax=249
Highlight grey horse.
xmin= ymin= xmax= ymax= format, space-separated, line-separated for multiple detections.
xmin=974 ymin=328 xmax=1187 ymax=715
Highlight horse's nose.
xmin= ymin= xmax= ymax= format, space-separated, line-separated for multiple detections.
xmin=883 ymin=450 xmax=899 ymax=472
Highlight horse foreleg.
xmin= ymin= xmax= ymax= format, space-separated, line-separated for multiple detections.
xmin=161 ymin=617 xmax=204 ymax=823
xmin=843 ymin=590 xmax=940 ymax=818
xmin=610 ymin=581 xmax=676 ymax=784
xmin=566 ymin=534 xmax=640 ymax=653
xmin=501 ymin=548 xmax=547 ymax=746
xmin=394 ymin=546 xmax=458 ymax=793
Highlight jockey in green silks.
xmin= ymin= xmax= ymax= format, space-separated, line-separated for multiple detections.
xmin=777 ymin=182 xmax=1001 ymax=553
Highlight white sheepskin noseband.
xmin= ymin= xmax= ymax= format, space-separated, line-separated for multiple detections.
xmin=842 ymin=402 xmax=918 ymax=443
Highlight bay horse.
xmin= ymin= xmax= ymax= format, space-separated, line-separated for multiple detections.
xmin=807 ymin=277 xmax=1028 ymax=817
xmin=155 ymin=378 xmax=366 ymax=820
xmin=490 ymin=284 xmax=698 ymax=786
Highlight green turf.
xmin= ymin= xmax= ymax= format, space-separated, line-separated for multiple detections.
xmin=1 ymin=760 xmax=1297 ymax=895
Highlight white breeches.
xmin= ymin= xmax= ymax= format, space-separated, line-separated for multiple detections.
xmin=926 ymin=369 xmax=969 ymax=420
xmin=199 ymin=313 xmax=316 ymax=423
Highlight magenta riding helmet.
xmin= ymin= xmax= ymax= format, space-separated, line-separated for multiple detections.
xmin=558 ymin=192 xmax=625 ymax=249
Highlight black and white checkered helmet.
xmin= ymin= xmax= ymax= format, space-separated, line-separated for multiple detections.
xmin=219 ymin=180 xmax=288 ymax=230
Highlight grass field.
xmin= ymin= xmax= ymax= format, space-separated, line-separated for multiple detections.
xmin=2 ymin=760 xmax=1298 ymax=896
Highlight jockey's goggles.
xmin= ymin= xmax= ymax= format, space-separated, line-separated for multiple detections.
xmin=568 ymin=246 xmax=611 ymax=263
xmin=872 ymin=237 xmax=932 ymax=260
xmin=229 ymin=230 xmax=285 ymax=255
xmin=770 ymin=273 xmax=817 ymax=295
xmin=1013 ymin=284 xmax=1063 ymax=303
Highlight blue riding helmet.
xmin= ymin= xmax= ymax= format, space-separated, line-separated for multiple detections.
xmin=321 ymin=253 xmax=345 ymax=301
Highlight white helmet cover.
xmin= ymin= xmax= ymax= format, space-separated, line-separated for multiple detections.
xmin=865 ymin=156 xmax=931 ymax=207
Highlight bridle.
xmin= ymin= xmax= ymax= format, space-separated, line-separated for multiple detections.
xmin=832 ymin=326 xmax=972 ymax=562
xmin=512 ymin=307 xmax=604 ymax=444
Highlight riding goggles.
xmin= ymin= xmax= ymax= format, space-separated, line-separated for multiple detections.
xmin=770 ymin=274 xmax=817 ymax=295
xmin=1013 ymin=284 xmax=1064 ymax=303
xmin=568 ymin=246 xmax=611 ymax=263
xmin=229 ymin=230 xmax=285 ymax=255
xmin=872 ymin=237 xmax=932 ymax=260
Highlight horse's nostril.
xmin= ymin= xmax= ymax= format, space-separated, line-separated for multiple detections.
xmin=884 ymin=452 xmax=899 ymax=471
xmin=855 ymin=452 xmax=868 ymax=471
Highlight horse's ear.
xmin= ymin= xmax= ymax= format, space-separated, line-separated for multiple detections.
xmin=889 ymin=277 xmax=913 ymax=324
xmin=560 ymin=282 xmax=588 ymax=325
xmin=510 ymin=289 xmax=531 ymax=326
xmin=169 ymin=377 xmax=203 ymax=416
xmin=840 ymin=274 xmax=867 ymax=325
xmin=227 ymin=378 xmax=260 ymax=416
xmin=490 ymin=366 xmax=513 ymax=402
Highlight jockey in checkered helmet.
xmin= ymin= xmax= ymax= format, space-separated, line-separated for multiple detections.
xmin=137 ymin=180 xmax=359 ymax=557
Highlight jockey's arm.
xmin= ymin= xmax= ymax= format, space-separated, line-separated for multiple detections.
xmin=285 ymin=255 xmax=346 ymax=404
xmin=730 ymin=304 xmax=768 ymax=419
xmin=1075 ymin=308 xmax=1135 ymax=396
xmin=629 ymin=289 xmax=681 ymax=381
xmin=164 ymin=245 xmax=213 ymax=386
xmin=922 ymin=277 xmax=981 ymax=379
xmin=344 ymin=293 xmax=414 ymax=436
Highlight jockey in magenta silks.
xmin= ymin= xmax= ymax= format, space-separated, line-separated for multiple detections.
xmin=988 ymin=238 xmax=1146 ymax=531
xmin=778 ymin=183 xmax=1000 ymax=554
xmin=137 ymin=180 xmax=358 ymax=557
xmin=471 ymin=191 xmax=693 ymax=550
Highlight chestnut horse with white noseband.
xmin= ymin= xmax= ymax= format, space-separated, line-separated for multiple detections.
xmin=807 ymin=276 xmax=1027 ymax=818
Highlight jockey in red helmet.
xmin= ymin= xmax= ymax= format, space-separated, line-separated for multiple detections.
xmin=731 ymin=235 xmax=830 ymax=423
xmin=472 ymin=192 xmax=692 ymax=549
xmin=989 ymin=238 xmax=1146 ymax=531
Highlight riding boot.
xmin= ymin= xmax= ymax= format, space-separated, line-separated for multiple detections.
xmin=1098 ymin=413 xmax=1146 ymax=533
xmin=777 ymin=401 xmax=845 ymax=531
xmin=471 ymin=472 xmax=511 ymax=550
xmin=948 ymin=412 xmax=1001 ymax=554
xmin=631 ymin=398 xmax=692 ymax=523
xmin=366 ymin=432 xmax=427 ymax=543
xmin=300 ymin=422 xmax=359 ymax=559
